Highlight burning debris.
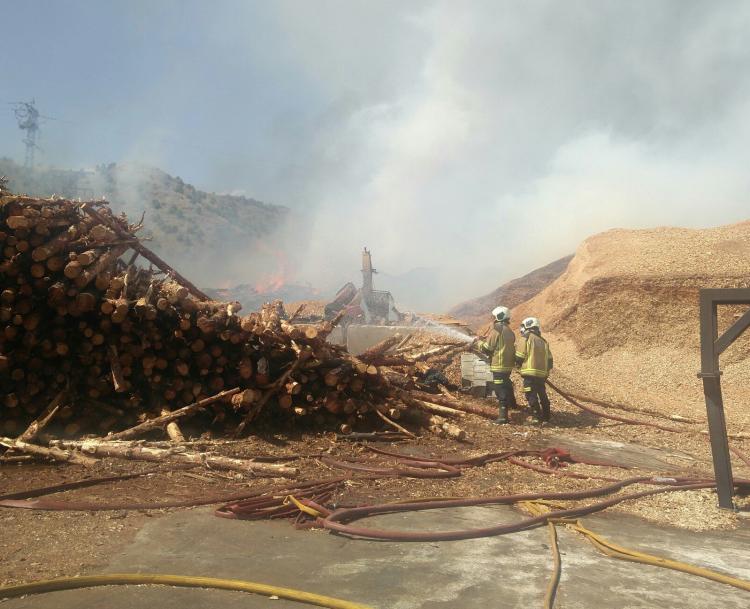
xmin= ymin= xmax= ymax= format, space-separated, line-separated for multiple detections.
xmin=0 ymin=192 xmax=475 ymax=450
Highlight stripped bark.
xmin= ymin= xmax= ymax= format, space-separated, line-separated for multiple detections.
xmin=0 ymin=437 xmax=97 ymax=466
xmin=50 ymin=439 xmax=297 ymax=477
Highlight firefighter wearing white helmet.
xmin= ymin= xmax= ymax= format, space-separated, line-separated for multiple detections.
xmin=474 ymin=305 xmax=518 ymax=424
xmin=516 ymin=317 xmax=553 ymax=423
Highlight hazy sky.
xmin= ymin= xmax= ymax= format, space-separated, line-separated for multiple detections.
xmin=2 ymin=0 xmax=750 ymax=310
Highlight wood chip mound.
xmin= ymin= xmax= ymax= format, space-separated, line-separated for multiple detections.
xmin=510 ymin=221 xmax=750 ymax=426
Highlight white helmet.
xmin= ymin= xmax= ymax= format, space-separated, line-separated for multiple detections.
xmin=492 ymin=306 xmax=510 ymax=323
xmin=520 ymin=317 xmax=541 ymax=334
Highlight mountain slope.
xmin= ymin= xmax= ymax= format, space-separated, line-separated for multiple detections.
xmin=448 ymin=255 xmax=573 ymax=330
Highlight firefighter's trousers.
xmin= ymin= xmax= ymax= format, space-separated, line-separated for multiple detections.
xmin=522 ymin=375 xmax=550 ymax=421
xmin=491 ymin=371 xmax=517 ymax=419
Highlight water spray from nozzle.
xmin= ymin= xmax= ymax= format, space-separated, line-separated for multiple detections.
xmin=412 ymin=316 xmax=475 ymax=343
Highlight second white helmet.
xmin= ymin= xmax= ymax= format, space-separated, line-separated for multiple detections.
xmin=492 ymin=306 xmax=510 ymax=323
xmin=520 ymin=317 xmax=541 ymax=333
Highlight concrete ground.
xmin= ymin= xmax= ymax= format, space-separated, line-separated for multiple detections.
xmin=2 ymin=503 xmax=749 ymax=609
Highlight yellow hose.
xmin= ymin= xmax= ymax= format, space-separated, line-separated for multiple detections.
xmin=0 ymin=573 xmax=374 ymax=609
xmin=284 ymin=494 xmax=325 ymax=518
xmin=567 ymin=520 xmax=750 ymax=593
xmin=520 ymin=500 xmax=750 ymax=596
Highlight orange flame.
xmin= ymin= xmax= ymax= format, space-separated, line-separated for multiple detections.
xmin=253 ymin=244 xmax=289 ymax=294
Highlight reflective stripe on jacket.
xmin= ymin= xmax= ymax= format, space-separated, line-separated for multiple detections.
xmin=516 ymin=332 xmax=553 ymax=378
xmin=477 ymin=322 xmax=516 ymax=372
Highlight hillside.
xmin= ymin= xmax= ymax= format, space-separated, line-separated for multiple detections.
xmin=0 ymin=158 xmax=288 ymax=286
xmin=448 ymin=255 xmax=572 ymax=330
xmin=513 ymin=222 xmax=750 ymax=430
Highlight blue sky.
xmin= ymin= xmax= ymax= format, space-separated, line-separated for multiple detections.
xmin=2 ymin=1 xmax=750 ymax=309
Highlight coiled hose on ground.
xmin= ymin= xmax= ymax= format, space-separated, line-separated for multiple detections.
xmin=317 ymin=479 xmax=717 ymax=542
xmin=3 ymin=382 xmax=749 ymax=605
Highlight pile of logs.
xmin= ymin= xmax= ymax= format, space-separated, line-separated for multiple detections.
xmin=0 ymin=191 xmax=474 ymax=447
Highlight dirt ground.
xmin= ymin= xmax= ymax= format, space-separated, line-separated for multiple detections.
xmin=3 ymin=386 xmax=749 ymax=588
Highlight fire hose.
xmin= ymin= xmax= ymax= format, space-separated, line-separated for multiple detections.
xmin=0 ymin=475 xmax=349 ymax=512
xmin=366 ymin=444 xmax=628 ymax=469
xmin=4 ymin=391 xmax=749 ymax=602
xmin=0 ymin=449 xmax=572 ymax=511
xmin=0 ymin=573 xmax=373 ymax=609
xmin=567 ymin=519 xmax=750 ymax=593
xmin=316 ymin=480 xmax=717 ymax=542
xmin=518 ymin=500 xmax=750 ymax=608
xmin=3 ymin=459 xmax=748 ymax=603
xmin=546 ymin=379 xmax=750 ymax=471
xmin=215 ymin=474 xmax=732 ymax=541
xmin=545 ymin=379 xmax=686 ymax=433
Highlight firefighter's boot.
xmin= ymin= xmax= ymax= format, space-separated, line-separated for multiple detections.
xmin=493 ymin=405 xmax=509 ymax=425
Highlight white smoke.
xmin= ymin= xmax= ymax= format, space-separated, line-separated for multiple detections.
xmin=5 ymin=0 xmax=750 ymax=312
xmin=258 ymin=0 xmax=750 ymax=310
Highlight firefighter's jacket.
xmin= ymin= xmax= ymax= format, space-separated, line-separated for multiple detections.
xmin=515 ymin=331 xmax=553 ymax=378
xmin=477 ymin=322 xmax=516 ymax=373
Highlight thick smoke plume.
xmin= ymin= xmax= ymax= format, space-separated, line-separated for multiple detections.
xmin=266 ymin=0 xmax=750 ymax=311
xmin=3 ymin=1 xmax=750 ymax=311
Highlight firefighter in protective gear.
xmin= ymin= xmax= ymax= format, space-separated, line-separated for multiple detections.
xmin=516 ymin=317 xmax=553 ymax=423
xmin=474 ymin=306 xmax=517 ymax=424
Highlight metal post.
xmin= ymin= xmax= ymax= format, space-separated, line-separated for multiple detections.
xmin=698 ymin=288 xmax=750 ymax=510
xmin=699 ymin=373 xmax=734 ymax=508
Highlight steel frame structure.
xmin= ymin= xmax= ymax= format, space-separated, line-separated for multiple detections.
xmin=698 ymin=288 xmax=750 ymax=509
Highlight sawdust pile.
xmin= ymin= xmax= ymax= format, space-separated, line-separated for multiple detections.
xmin=513 ymin=221 xmax=750 ymax=429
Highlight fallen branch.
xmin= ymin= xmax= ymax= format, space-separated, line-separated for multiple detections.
xmin=287 ymin=304 xmax=305 ymax=322
xmin=18 ymin=389 xmax=67 ymax=442
xmin=105 ymin=388 xmax=240 ymax=440
xmin=375 ymin=408 xmax=417 ymax=439
xmin=391 ymin=332 xmax=414 ymax=353
xmin=0 ymin=437 xmax=97 ymax=466
xmin=394 ymin=389 xmax=464 ymax=419
xmin=412 ymin=390 xmax=496 ymax=419
xmin=404 ymin=343 xmax=466 ymax=362
xmin=1 ymin=390 xmax=68 ymax=462
xmin=50 ymin=440 xmax=297 ymax=477
xmin=402 ymin=411 xmax=466 ymax=441
xmin=316 ymin=309 xmax=346 ymax=340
